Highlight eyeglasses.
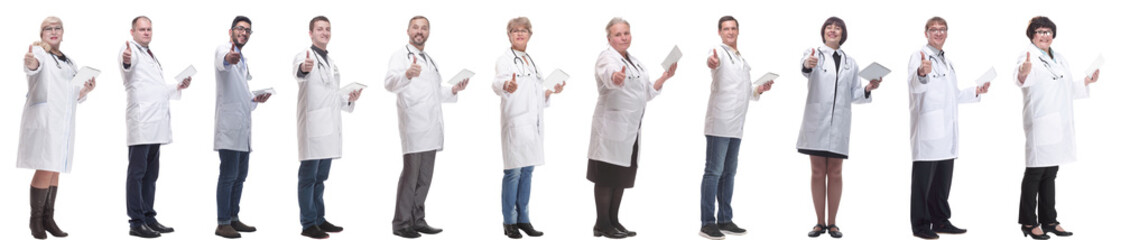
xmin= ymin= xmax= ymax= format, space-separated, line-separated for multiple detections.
xmin=510 ymin=29 xmax=531 ymax=35
xmin=1035 ymin=30 xmax=1053 ymax=36
xmin=42 ymin=26 xmax=63 ymax=32
xmin=926 ymin=28 xmax=947 ymax=34
xmin=233 ymin=26 xmax=253 ymax=35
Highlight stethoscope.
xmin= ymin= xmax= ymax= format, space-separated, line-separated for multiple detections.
xmin=406 ymin=45 xmax=439 ymax=73
xmin=309 ymin=50 xmax=328 ymax=72
xmin=922 ymin=50 xmax=954 ymax=78
xmin=130 ymin=42 xmax=162 ymax=70
xmin=814 ymin=47 xmax=851 ymax=73
xmin=49 ymin=53 xmax=71 ymax=70
xmin=511 ymin=49 xmax=539 ymax=78
xmin=720 ymin=45 xmax=740 ymax=65
xmin=1037 ymin=55 xmax=1064 ymax=81
xmin=620 ymin=53 xmax=644 ymax=80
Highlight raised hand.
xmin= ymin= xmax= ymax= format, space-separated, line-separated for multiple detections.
xmin=25 ymin=45 xmax=39 ymax=70
xmin=406 ymin=56 xmax=422 ymax=79
xmin=707 ymin=49 xmax=720 ymax=69
xmin=226 ymin=43 xmax=241 ymax=65
xmin=301 ymin=50 xmax=314 ymax=73
xmin=122 ymin=41 xmax=133 ymax=65
xmin=805 ymin=48 xmax=819 ymax=69
xmin=918 ymin=51 xmax=932 ymax=77
xmin=504 ymin=74 xmax=518 ymax=93
xmin=611 ymin=66 xmax=626 ymax=86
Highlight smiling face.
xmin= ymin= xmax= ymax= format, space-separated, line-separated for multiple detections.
xmin=408 ymin=18 xmax=430 ymax=47
xmin=607 ymin=23 xmax=631 ymax=54
xmin=719 ymin=20 xmax=739 ymax=47
xmin=1032 ymin=27 xmax=1053 ymax=51
xmin=823 ymin=23 xmax=843 ymax=47
xmin=310 ymin=20 xmax=331 ymax=48
xmin=41 ymin=23 xmax=63 ymax=48
xmin=229 ymin=21 xmax=251 ymax=47
xmin=131 ymin=18 xmax=153 ymax=47
xmin=925 ymin=22 xmax=947 ymax=50
xmin=508 ymin=25 xmax=531 ymax=51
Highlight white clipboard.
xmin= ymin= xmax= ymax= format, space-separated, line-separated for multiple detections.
xmin=174 ymin=65 xmax=196 ymax=85
xmin=446 ymin=69 xmax=474 ymax=85
xmin=858 ymin=62 xmax=891 ymax=81
xmin=753 ymin=72 xmax=778 ymax=86
xmin=662 ymin=45 xmax=682 ymax=70
xmin=72 ymin=66 xmax=100 ymax=86
xmin=544 ymin=69 xmax=569 ymax=90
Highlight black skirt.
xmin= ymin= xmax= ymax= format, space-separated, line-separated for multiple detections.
xmin=586 ymin=139 xmax=640 ymax=188
xmin=798 ymin=148 xmax=848 ymax=159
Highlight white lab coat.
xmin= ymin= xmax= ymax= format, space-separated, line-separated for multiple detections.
xmin=119 ymin=40 xmax=180 ymax=146
xmin=294 ymin=47 xmax=354 ymax=161
xmin=908 ymin=45 xmax=981 ymax=161
xmin=705 ymin=44 xmax=761 ymax=139
xmin=213 ymin=42 xmax=258 ymax=152
xmin=385 ymin=44 xmax=457 ymax=154
xmin=587 ymin=48 xmax=660 ymax=167
xmin=1014 ymin=45 xmax=1089 ymax=167
xmin=796 ymin=46 xmax=871 ymax=156
xmin=492 ymin=49 xmax=550 ymax=170
xmin=16 ymin=46 xmax=87 ymax=173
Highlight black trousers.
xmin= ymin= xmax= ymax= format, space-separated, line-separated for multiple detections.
xmin=126 ymin=144 xmax=161 ymax=227
xmin=1019 ymin=166 xmax=1059 ymax=225
xmin=910 ymin=159 xmax=954 ymax=233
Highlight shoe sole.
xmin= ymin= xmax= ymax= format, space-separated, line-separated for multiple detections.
xmin=720 ymin=230 xmax=747 ymax=236
xmin=129 ymin=233 xmax=160 ymax=238
xmin=698 ymin=231 xmax=726 ymax=240
xmin=215 ymin=232 xmax=242 ymax=239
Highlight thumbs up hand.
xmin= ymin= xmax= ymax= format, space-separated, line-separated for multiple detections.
xmin=504 ymin=74 xmax=518 ymax=93
xmin=1017 ymin=52 xmax=1032 ymax=84
xmin=707 ymin=49 xmax=720 ymax=69
xmin=804 ymin=48 xmax=819 ymax=69
xmin=301 ymin=50 xmax=314 ymax=73
xmin=918 ymin=51 xmax=932 ymax=77
xmin=226 ymin=43 xmax=242 ymax=65
xmin=405 ymin=56 xmax=422 ymax=79
xmin=25 ymin=45 xmax=39 ymax=70
xmin=611 ymin=66 xmax=627 ymax=86
xmin=122 ymin=41 xmax=133 ymax=65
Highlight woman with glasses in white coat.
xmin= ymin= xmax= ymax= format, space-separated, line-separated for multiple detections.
xmin=1014 ymin=16 xmax=1098 ymax=240
xmin=17 ymin=16 xmax=96 ymax=239
xmin=797 ymin=17 xmax=881 ymax=239
xmin=586 ymin=17 xmax=677 ymax=239
xmin=491 ymin=17 xmax=565 ymax=239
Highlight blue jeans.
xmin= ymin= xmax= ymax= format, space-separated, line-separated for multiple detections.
xmin=700 ymin=136 xmax=741 ymax=226
xmin=297 ymin=159 xmax=332 ymax=229
xmin=501 ymin=166 xmax=534 ymax=224
xmin=126 ymin=144 xmax=161 ymax=227
xmin=217 ymin=149 xmax=250 ymax=224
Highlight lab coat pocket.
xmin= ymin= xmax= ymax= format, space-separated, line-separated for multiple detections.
xmin=307 ymin=108 xmax=336 ymax=138
xmin=919 ymin=110 xmax=945 ymax=141
xmin=507 ymin=123 xmax=538 ymax=148
xmin=216 ymin=104 xmax=247 ymax=131
xmin=1032 ymin=113 xmax=1062 ymax=146
xmin=601 ymin=111 xmax=634 ymax=141
xmin=21 ymin=105 xmax=48 ymax=129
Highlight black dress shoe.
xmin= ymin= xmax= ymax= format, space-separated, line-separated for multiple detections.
xmin=414 ymin=225 xmax=443 ymax=234
xmin=318 ymin=221 xmax=343 ymax=233
xmin=932 ymin=222 xmax=966 ymax=234
xmin=1021 ymin=224 xmax=1050 ymax=239
xmin=301 ymin=226 xmax=329 ymax=239
xmin=718 ymin=222 xmax=747 ymax=235
xmin=913 ymin=229 xmax=939 ymax=239
xmin=613 ymin=224 xmax=636 ymax=237
xmin=808 ymin=224 xmax=827 ymax=237
xmin=215 ymin=224 xmax=242 ymax=239
xmin=231 ymin=220 xmax=257 ymax=232
xmin=393 ymin=228 xmax=421 ymax=239
xmin=517 ymin=222 xmax=543 ymax=237
xmin=129 ymin=224 xmax=162 ymax=238
xmin=592 ymin=226 xmax=627 ymax=239
xmin=504 ymin=224 xmax=523 ymax=239
xmin=1042 ymin=223 xmax=1073 ymax=237
xmin=826 ymin=224 xmax=843 ymax=238
xmin=146 ymin=220 xmax=174 ymax=233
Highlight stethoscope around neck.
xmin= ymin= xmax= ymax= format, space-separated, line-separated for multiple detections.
xmin=1037 ymin=56 xmax=1064 ymax=81
xmin=922 ymin=50 xmax=953 ymax=78
xmin=406 ymin=45 xmax=439 ymax=73
xmin=815 ymin=47 xmax=850 ymax=73
xmin=620 ymin=53 xmax=644 ymax=79
xmin=512 ymin=49 xmax=539 ymax=78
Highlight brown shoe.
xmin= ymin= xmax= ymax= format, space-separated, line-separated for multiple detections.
xmin=30 ymin=187 xmax=48 ymax=239
xmin=215 ymin=224 xmax=242 ymax=239
xmin=43 ymin=186 xmax=68 ymax=237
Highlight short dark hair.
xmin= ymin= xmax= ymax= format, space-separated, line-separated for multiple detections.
xmin=131 ymin=16 xmax=150 ymax=29
xmin=309 ymin=16 xmax=329 ymax=31
xmin=1026 ymin=16 xmax=1056 ymax=40
xmin=409 ymin=15 xmax=428 ymax=27
xmin=718 ymin=16 xmax=738 ymax=30
xmin=230 ymin=16 xmax=252 ymax=29
xmin=820 ymin=16 xmax=848 ymax=46
xmin=925 ymin=16 xmax=947 ymax=31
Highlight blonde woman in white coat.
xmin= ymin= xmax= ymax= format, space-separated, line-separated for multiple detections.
xmin=1014 ymin=16 xmax=1097 ymax=239
xmin=798 ymin=17 xmax=880 ymax=239
xmin=492 ymin=17 xmax=564 ymax=239
xmin=586 ymin=17 xmax=677 ymax=239
xmin=17 ymin=16 xmax=95 ymax=239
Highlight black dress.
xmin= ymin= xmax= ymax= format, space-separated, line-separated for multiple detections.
xmin=586 ymin=138 xmax=640 ymax=188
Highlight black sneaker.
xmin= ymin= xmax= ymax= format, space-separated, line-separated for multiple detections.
xmin=301 ymin=226 xmax=329 ymax=239
xmin=932 ymin=222 xmax=966 ymax=234
xmin=718 ymin=222 xmax=747 ymax=235
xmin=318 ymin=221 xmax=343 ymax=233
xmin=699 ymin=224 xmax=726 ymax=240
xmin=913 ymin=228 xmax=940 ymax=239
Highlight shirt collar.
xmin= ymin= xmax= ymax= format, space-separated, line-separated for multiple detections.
xmin=130 ymin=39 xmax=150 ymax=52
xmin=818 ymin=44 xmax=841 ymax=56
xmin=924 ymin=44 xmax=946 ymax=59
xmin=311 ymin=45 xmax=328 ymax=57
xmin=406 ymin=43 xmax=424 ymax=55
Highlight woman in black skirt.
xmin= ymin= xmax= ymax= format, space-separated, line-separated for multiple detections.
xmin=586 ymin=17 xmax=677 ymax=239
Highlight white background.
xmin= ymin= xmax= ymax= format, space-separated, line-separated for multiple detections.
xmin=0 ymin=0 xmax=1116 ymax=239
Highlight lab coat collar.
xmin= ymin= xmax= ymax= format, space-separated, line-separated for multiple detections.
xmin=1030 ymin=43 xmax=1054 ymax=61
xmin=720 ymin=43 xmax=740 ymax=57
xmin=510 ymin=48 xmax=527 ymax=58
xmin=923 ymin=44 xmax=945 ymax=60
xmin=818 ymin=44 xmax=842 ymax=57
xmin=406 ymin=43 xmax=425 ymax=55
xmin=129 ymin=39 xmax=151 ymax=52
xmin=311 ymin=45 xmax=328 ymax=57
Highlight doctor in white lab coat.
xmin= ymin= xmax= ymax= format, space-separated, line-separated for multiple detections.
xmin=906 ymin=17 xmax=989 ymax=239
xmin=1014 ymin=16 xmax=1097 ymax=238
xmin=213 ymin=15 xmax=269 ymax=238
xmin=292 ymin=16 xmax=360 ymax=239
xmin=118 ymin=16 xmax=188 ymax=237
xmin=18 ymin=16 xmax=95 ymax=239
xmin=492 ymin=17 xmax=563 ymax=239
xmin=797 ymin=17 xmax=880 ymax=239
xmin=586 ymin=18 xmax=677 ymax=239
xmin=697 ymin=16 xmax=773 ymax=239
xmin=385 ymin=16 xmax=468 ymax=238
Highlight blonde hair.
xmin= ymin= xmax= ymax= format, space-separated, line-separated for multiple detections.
xmin=506 ymin=17 xmax=532 ymax=34
xmin=605 ymin=17 xmax=629 ymax=37
xmin=35 ymin=16 xmax=62 ymax=53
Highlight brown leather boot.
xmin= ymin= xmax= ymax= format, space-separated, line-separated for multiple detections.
xmin=43 ymin=186 xmax=69 ymax=237
xmin=30 ymin=187 xmax=48 ymax=239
